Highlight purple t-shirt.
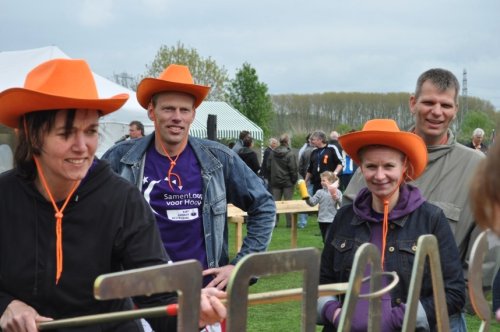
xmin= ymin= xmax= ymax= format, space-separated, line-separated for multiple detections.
xmin=142 ymin=143 xmax=208 ymax=279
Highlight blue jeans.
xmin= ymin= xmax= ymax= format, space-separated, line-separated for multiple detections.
xmin=298 ymin=183 xmax=314 ymax=228
xmin=448 ymin=312 xmax=467 ymax=332
xmin=493 ymin=266 xmax=500 ymax=312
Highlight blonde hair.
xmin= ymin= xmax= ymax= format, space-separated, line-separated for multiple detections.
xmin=470 ymin=139 xmax=500 ymax=232
xmin=320 ymin=171 xmax=339 ymax=184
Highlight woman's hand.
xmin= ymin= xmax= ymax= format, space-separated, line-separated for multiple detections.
xmin=199 ymin=288 xmax=227 ymax=328
xmin=0 ymin=300 xmax=52 ymax=332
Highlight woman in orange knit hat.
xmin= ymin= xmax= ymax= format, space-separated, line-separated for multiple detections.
xmin=317 ymin=119 xmax=465 ymax=331
xmin=0 ymin=59 xmax=225 ymax=331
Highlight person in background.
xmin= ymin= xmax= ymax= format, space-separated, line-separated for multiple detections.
xmin=305 ymin=130 xmax=343 ymax=194
xmin=318 ymin=119 xmax=465 ymax=331
xmin=338 ymin=129 xmax=358 ymax=192
xmin=259 ymin=137 xmax=279 ymax=189
xmin=297 ymin=134 xmax=315 ymax=228
xmin=267 ymin=134 xmax=298 ymax=228
xmin=102 ymin=64 xmax=275 ymax=291
xmin=232 ymin=130 xmax=250 ymax=153
xmin=343 ymin=69 xmax=488 ymax=316
xmin=0 ymin=59 xmax=226 ymax=332
xmin=115 ymin=121 xmax=146 ymax=144
xmin=466 ymin=127 xmax=488 ymax=154
xmin=304 ymin=171 xmax=342 ymax=242
xmin=237 ymin=134 xmax=260 ymax=174
xmin=129 ymin=120 xmax=145 ymax=139
xmin=328 ymin=131 xmax=345 ymax=181
xmin=328 ymin=130 xmax=343 ymax=157
xmin=470 ymin=138 xmax=500 ymax=322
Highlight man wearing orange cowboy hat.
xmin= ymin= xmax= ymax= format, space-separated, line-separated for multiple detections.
xmin=102 ymin=64 xmax=275 ymax=291
xmin=0 ymin=59 xmax=226 ymax=331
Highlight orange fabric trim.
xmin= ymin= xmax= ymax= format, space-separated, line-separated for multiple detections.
xmin=33 ymin=157 xmax=80 ymax=284
xmin=151 ymin=113 xmax=185 ymax=191
xmin=437 ymin=133 xmax=449 ymax=145
xmin=381 ymin=200 xmax=389 ymax=269
xmin=379 ymin=157 xmax=408 ymax=269
xmin=156 ymin=133 xmax=183 ymax=191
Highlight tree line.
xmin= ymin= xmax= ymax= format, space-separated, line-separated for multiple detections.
xmin=270 ymin=92 xmax=498 ymax=146
xmin=111 ymin=41 xmax=499 ymax=147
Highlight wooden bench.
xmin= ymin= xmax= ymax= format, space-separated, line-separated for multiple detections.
xmin=227 ymin=200 xmax=319 ymax=252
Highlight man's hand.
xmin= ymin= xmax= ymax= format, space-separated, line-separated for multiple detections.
xmin=203 ymin=265 xmax=235 ymax=290
xmin=199 ymin=288 xmax=227 ymax=328
xmin=0 ymin=300 xmax=52 ymax=332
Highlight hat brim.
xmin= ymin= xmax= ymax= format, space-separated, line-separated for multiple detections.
xmin=339 ymin=131 xmax=428 ymax=180
xmin=0 ymin=88 xmax=129 ymax=128
xmin=136 ymin=78 xmax=210 ymax=109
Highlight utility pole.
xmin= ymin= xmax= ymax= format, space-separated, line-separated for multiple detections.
xmin=460 ymin=68 xmax=468 ymax=129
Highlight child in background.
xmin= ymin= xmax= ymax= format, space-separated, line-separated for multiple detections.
xmin=305 ymin=171 xmax=342 ymax=242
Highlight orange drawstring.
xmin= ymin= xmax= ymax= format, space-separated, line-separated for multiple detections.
xmin=159 ymin=143 xmax=182 ymax=190
xmin=33 ymin=157 xmax=80 ymax=284
xmin=379 ymin=157 xmax=408 ymax=270
xmin=380 ymin=199 xmax=390 ymax=269
xmin=151 ymin=114 xmax=184 ymax=191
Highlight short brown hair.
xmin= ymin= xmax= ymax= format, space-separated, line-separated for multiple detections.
xmin=15 ymin=109 xmax=77 ymax=180
xmin=415 ymin=68 xmax=460 ymax=104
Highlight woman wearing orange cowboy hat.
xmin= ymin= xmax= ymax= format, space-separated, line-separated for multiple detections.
xmin=317 ymin=119 xmax=465 ymax=331
xmin=0 ymin=59 xmax=226 ymax=332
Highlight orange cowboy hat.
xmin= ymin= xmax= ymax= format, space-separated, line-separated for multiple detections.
xmin=339 ymin=119 xmax=428 ymax=180
xmin=136 ymin=64 xmax=210 ymax=109
xmin=0 ymin=58 xmax=129 ymax=129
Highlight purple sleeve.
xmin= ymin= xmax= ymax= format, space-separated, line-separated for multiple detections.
xmin=380 ymin=298 xmax=406 ymax=330
xmin=388 ymin=303 xmax=406 ymax=329
xmin=351 ymin=297 xmax=406 ymax=331
xmin=322 ymin=300 xmax=342 ymax=325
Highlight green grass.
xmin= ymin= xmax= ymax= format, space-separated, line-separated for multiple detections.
xmin=228 ymin=213 xmax=500 ymax=331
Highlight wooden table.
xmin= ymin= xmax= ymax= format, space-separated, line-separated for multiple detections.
xmin=227 ymin=200 xmax=319 ymax=252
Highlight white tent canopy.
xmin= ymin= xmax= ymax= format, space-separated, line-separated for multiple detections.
xmin=192 ymin=102 xmax=263 ymax=141
xmin=0 ymin=46 xmax=264 ymax=156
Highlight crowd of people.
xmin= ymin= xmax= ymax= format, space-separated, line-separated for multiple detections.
xmin=0 ymin=57 xmax=498 ymax=332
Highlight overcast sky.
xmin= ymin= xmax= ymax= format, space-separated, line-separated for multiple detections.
xmin=2 ymin=0 xmax=500 ymax=109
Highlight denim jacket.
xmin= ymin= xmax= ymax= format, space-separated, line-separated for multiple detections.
xmin=102 ymin=133 xmax=275 ymax=268
xmin=319 ymin=202 xmax=465 ymax=328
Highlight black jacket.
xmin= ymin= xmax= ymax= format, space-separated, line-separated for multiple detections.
xmin=238 ymin=147 xmax=260 ymax=174
xmin=320 ymin=201 xmax=465 ymax=330
xmin=267 ymin=145 xmax=298 ymax=188
xmin=0 ymin=160 xmax=176 ymax=331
